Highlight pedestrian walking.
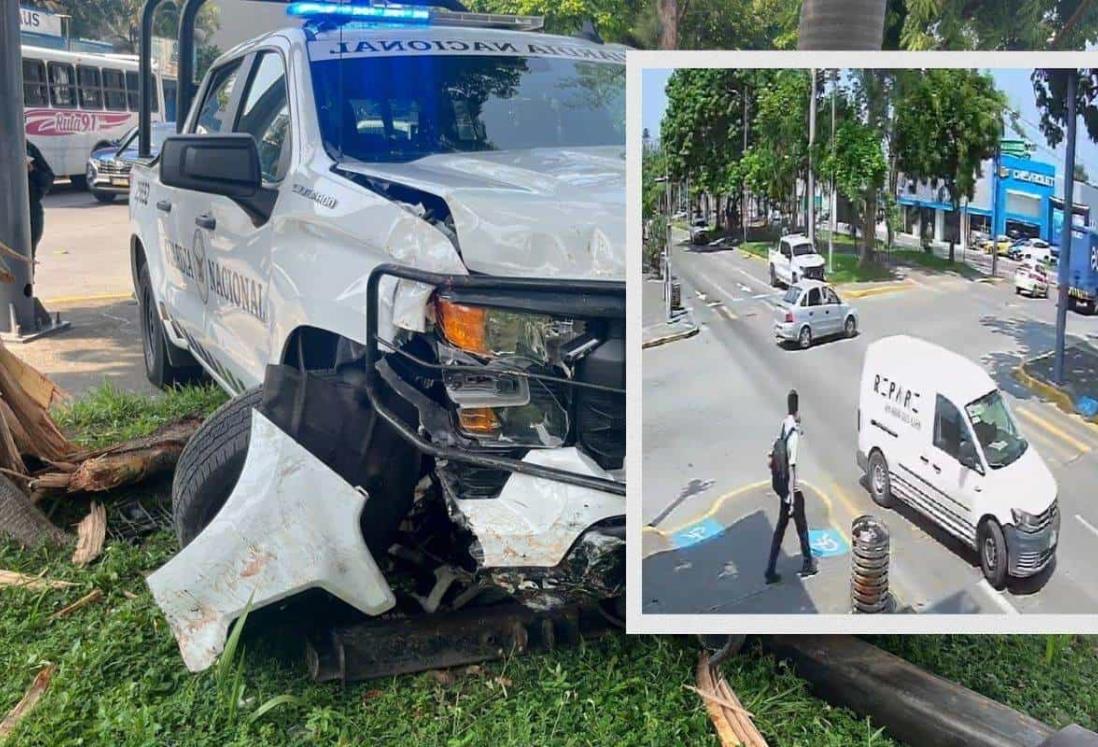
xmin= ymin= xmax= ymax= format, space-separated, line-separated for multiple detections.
xmin=26 ymin=141 xmax=54 ymax=261
xmin=765 ymin=389 xmax=818 ymax=584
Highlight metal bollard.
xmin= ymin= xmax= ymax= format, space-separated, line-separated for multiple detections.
xmin=670 ymin=281 xmax=682 ymax=311
xmin=851 ymin=515 xmax=891 ymax=613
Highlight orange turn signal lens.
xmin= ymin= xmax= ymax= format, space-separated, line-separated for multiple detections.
xmin=457 ymin=407 xmax=500 ymax=434
xmin=435 ymin=298 xmax=488 ymax=355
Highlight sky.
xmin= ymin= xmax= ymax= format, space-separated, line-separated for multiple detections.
xmin=641 ymin=68 xmax=1098 ymax=180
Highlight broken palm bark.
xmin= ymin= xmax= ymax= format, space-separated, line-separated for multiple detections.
xmin=31 ymin=416 xmax=202 ymax=494
xmin=71 ymin=503 xmax=106 ymax=566
xmin=0 ymin=570 xmax=75 ymax=590
xmin=0 ymin=664 xmax=56 ymax=740
xmin=695 ymin=651 xmax=769 ymax=747
xmin=0 ymin=473 xmax=67 ymax=547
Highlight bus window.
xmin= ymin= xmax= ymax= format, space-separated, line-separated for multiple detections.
xmin=47 ymin=62 xmax=76 ymax=109
xmin=163 ymin=78 xmax=177 ymax=121
xmin=22 ymin=59 xmax=48 ymax=107
xmin=103 ymin=68 xmax=127 ymax=111
xmin=125 ymin=71 xmax=139 ymax=111
xmin=77 ymin=65 xmax=103 ymax=110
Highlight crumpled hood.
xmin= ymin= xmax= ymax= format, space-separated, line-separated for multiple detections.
xmin=794 ymin=253 xmax=826 ymax=269
xmin=339 ymin=146 xmax=624 ymax=281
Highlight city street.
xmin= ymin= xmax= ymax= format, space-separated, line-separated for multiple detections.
xmin=642 ymin=228 xmax=1098 ymax=615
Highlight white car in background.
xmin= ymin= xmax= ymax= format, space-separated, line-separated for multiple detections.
xmin=1014 ymin=259 xmax=1050 ymax=298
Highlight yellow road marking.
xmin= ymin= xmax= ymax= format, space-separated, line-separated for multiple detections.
xmin=642 ymin=480 xmax=769 ymax=537
xmin=1016 ymin=407 xmax=1091 ymax=455
xmin=1022 ymin=422 xmax=1080 ymax=464
xmin=840 ymin=280 xmax=914 ymax=300
xmin=42 ymin=291 xmax=134 ymax=305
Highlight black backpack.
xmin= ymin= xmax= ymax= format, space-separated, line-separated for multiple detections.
xmin=769 ymin=423 xmax=793 ymax=496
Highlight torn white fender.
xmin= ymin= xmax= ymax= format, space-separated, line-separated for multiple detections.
xmin=147 ymin=411 xmax=395 ymax=672
xmin=449 ymin=447 xmax=624 ymax=568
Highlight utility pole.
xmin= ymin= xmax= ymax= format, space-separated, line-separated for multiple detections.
xmin=1054 ymin=71 xmax=1079 ymax=385
xmin=808 ymin=69 xmax=817 ymax=246
xmin=0 ymin=0 xmax=68 ymax=341
xmin=829 ymin=69 xmax=836 ymax=273
xmin=991 ymin=146 xmax=1000 ymax=279
xmin=743 ymin=84 xmax=749 ymax=244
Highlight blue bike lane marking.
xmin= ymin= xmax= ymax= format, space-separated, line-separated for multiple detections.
xmin=671 ymin=517 xmax=725 ymax=550
xmin=809 ymin=528 xmax=849 ymax=558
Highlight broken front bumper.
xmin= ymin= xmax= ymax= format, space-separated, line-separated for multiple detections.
xmin=366 ymin=264 xmax=626 ymax=577
xmin=147 ymin=411 xmax=396 ymax=672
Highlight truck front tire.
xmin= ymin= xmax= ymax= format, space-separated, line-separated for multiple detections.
xmin=137 ymin=262 xmax=201 ymax=389
xmin=172 ymin=387 xmax=263 ymax=547
xmin=979 ymin=519 xmax=1009 ymax=590
xmin=867 ymin=450 xmax=894 ymax=508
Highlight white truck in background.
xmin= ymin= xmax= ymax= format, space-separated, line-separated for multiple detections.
xmin=768 ymin=233 xmax=826 ymax=287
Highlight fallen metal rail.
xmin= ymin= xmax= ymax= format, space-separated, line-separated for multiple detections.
xmin=306 ymin=602 xmax=616 ymax=682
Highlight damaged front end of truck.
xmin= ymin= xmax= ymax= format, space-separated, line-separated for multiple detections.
xmin=148 ymin=264 xmax=625 ymax=678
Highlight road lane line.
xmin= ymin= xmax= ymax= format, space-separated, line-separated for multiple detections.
xmin=1076 ymin=514 xmax=1098 ymax=540
xmin=977 ymin=579 xmax=1020 ymax=615
xmin=1016 ymin=407 xmax=1091 ymax=455
xmin=718 ymin=306 xmax=738 ymax=322
xmin=1033 ymin=401 xmax=1098 ymax=444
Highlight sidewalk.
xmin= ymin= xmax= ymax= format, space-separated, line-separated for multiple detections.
xmin=641 ymin=482 xmax=863 ymax=615
xmin=642 ymin=277 xmax=698 ymax=348
xmin=1017 ymin=343 xmax=1098 ymax=420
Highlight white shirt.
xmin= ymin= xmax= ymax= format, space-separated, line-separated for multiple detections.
xmin=782 ymin=415 xmax=799 ymax=467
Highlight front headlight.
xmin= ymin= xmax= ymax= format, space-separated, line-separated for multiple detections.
xmin=433 ymin=296 xmax=589 ymax=447
xmin=1011 ymin=508 xmax=1043 ymax=532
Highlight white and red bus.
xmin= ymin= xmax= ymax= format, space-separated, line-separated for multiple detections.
xmin=22 ymin=45 xmax=176 ymax=187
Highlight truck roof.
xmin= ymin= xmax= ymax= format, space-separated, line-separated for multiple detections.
xmin=864 ymin=335 xmax=995 ymax=407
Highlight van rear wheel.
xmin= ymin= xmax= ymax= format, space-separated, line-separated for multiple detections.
xmin=867 ymin=451 xmax=894 ymax=508
xmin=979 ymin=520 xmax=1009 ymax=590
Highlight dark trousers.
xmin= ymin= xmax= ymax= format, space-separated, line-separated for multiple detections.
xmin=766 ymin=489 xmax=812 ymax=573
xmin=29 ymin=201 xmax=44 ymax=260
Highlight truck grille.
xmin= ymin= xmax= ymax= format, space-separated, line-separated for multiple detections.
xmin=1014 ymin=547 xmax=1055 ymax=574
xmin=804 ymin=266 xmax=825 ymax=281
xmin=1029 ymin=501 xmax=1058 ymax=532
xmin=97 ymin=160 xmax=131 ymax=176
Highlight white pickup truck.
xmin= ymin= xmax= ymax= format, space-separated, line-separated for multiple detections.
xmin=768 ymin=233 xmax=826 ymax=287
xmin=128 ymin=3 xmax=626 ymax=670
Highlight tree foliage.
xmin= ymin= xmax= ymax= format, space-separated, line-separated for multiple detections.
xmin=1031 ymin=69 xmax=1098 ymax=149
xmin=35 ymin=0 xmax=220 ymax=54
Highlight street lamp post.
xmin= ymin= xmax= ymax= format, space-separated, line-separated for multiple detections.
xmin=808 ymin=69 xmax=817 ymax=246
xmin=829 ymin=69 xmax=836 ymax=274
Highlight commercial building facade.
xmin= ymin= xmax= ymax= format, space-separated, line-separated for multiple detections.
xmin=897 ymin=153 xmax=1094 ymax=247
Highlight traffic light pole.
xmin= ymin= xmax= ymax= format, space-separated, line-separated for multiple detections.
xmin=0 ymin=0 xmax=68 ymax=342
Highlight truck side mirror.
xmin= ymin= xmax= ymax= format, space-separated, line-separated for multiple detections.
xmin=160 ymin=134 xmax=276 ymax=223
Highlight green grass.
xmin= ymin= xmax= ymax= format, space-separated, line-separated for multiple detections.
xmin=2 ymin=383 xmax=896 ymax=746
xmin=53 ymin=381 xmax=228 ymax=449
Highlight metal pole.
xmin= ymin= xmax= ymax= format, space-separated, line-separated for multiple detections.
xmin=664 ymin=171 xmax=672 ymax=322
xmin=991 ymin=147 xmax=1000 ymax=279
xmin=177 ymin=0 xmax=209 ymax=134
xmin=139 ymin=0 xmax=167 ymax=157
xmin=808 ymin=69 xmax=817 ymax=246
xmin=1054 ymin=71 xmax=1078 ymax=385
xmin=829 ymin=69 xmax=836 ymax=273
xmin=0 ymin=0 xmax=67 ymax=341
xmin=743 ymin=84 xmax=748 ymax=244
xmin=0 ymin=0 xmax=35 ymax=335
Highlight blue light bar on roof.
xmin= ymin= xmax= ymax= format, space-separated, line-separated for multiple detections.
xmin=286 ymin=2 xmax=431 ymax=22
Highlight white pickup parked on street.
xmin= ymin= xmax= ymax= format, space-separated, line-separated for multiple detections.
xmin=768 ymin=233 xmax=826 ymax=287
xmin=129 ymin=3 xmax=626 ymax=671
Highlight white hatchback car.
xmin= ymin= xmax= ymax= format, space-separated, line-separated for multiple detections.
xmin=1014 ymin=259 xmax=1050 ymax=298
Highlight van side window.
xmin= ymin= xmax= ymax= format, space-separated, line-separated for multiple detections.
xmin=47 ymin=62 xmax=76 ymax=109
xmin=103 ymin=69 xmax=128 ymax=111
xmin=23 ymin=59 xmax=48 ymax=106
xmin=77 ymin=66 xmax=103 ymax=110
xmin=933 ymin=395 xmax=965 ymax=459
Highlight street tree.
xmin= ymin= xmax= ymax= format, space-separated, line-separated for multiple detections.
xmin=1031 ymin=69 xmax=1098 ymax=147
xmin=470 ymin=0 xmax=645 ymax=41
xmin=894 ymin=69 xmax=1006 ymax=262
xmin=817 ymin=116 xmax=887 ymax=264
xmin=740 ymin=69 xmax=809 ymax=229
xmin=895 ymin=0 xmax=1098 ymax=50
xmin=36 ymin=0 xmax=220 ymax=55
xmin=661 ymin=68 xmax=760 ymax=229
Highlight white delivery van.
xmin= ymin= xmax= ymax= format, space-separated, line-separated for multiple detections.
xmin=857 ymin=336 xmax=1059 ymax=588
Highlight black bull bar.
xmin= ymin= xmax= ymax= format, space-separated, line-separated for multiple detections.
xmin=364 ymin=264 xmax=626 ymax=496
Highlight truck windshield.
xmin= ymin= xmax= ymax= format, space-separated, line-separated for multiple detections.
xmin=965 ymin=390 xmax=1028 ymax=469
xmin=310 ymin=55 xmax=624 ymax=163
xmin=792 ymin=243 xmax=816 ymax=256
